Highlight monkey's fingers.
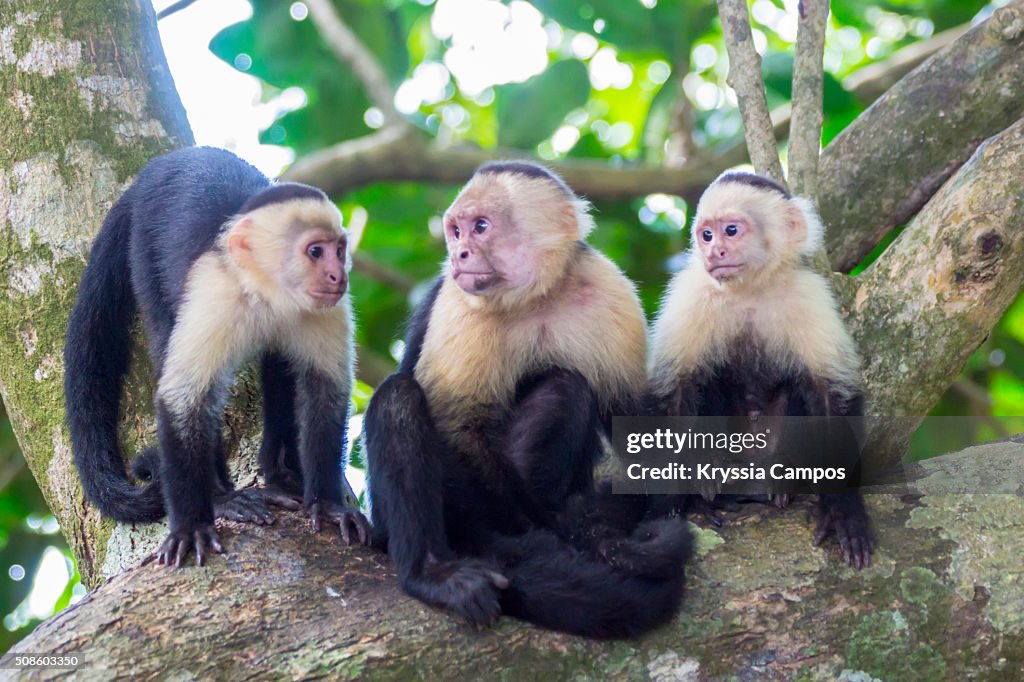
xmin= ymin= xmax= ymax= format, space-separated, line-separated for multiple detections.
xmin=257 ymin=485 xmax=303 ymax=511
xmin=192 ymin=527 xmax=224 ymax=567
xmin=215 ymin=492 xmax=276 ymax=525
xmin=811 ymin=514 xmax=834 ymax=547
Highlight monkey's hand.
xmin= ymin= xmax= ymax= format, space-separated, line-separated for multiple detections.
xmin=813 ymin=495 xmax=874 ymax=570
xmin=214 ymin=489 xmax=277 ymax=525
xmin=407 ymin=558 xmax=510 ymax=628
xmin=143 ymin=524 xmax=224 ymax=568
xmin=308 ymin=500 xmax=371 ymax=546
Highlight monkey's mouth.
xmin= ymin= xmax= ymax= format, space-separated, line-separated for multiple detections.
xmin=452 ymin=269 xmax=497 ymax=293
xmin=707 ymin=264 xmax=744 ymax=281
xmin=309 ymin=288 xmax=346 ymax=306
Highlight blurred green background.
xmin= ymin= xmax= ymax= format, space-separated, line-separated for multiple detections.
xmin=0 ymin=0 xmax=1019 ymax=651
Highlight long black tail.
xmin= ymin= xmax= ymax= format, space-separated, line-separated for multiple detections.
xmin=487 ymin=517 xmax=693 ymax=639
xmin=63 ymin=196 xmax=164 ymax=523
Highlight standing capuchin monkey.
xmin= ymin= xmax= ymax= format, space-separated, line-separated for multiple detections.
xmin=364 ymin=161 xmax=693 ymax=639
xmin=64 ymin=147 xmax=369 ymax=568
xmin=648 ymin=171 xmax=874 ymax=569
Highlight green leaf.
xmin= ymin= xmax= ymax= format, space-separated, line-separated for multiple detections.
xmin=495 ymin=60 xmax=590 ymax=149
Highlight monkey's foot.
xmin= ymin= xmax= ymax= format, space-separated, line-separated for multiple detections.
xmin=813 ymin=501 xmax=874 ymax=570
xmin=214 ymin=489 xmax=276 ymax=525
xmin=143 ymin=524 xmax=224 ymax=568
xmin=308 ymin=500 xmax=371 ymax=546
xmin=412 ymin=558 xmax=510 ymax=627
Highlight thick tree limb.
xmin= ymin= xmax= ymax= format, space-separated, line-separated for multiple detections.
xmin=10 ymin=443 xmax=1024 ymax=680
xmin=305 ymin=0 xmax=403 ymax=127
xmin=844 ymin=115 xmax=1024 ymax=462
xmin=283 ymin=128 xmax=721 ymax=203
xmin=716 ymin=0 xmax=786 ymax=185
xmin=821 ymin=0 xmax=1024 ymax=271
xmin=787 ymin=0 xmax=829 ymax=199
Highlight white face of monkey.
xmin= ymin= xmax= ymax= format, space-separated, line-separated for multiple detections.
xmin=441 ymin=171 xmax=582 ymax=299
xmin=227 ymin=198 xmax=350 ymax=311
xmin=691 ymin=179 xmax=819 ymax=285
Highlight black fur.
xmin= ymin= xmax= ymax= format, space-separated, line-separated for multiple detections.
xmin=64 ymin=147 xmax=361 ymax=561
xmin=650 ymin=337 xmax=874 ymax=568
xmin=476 ymin=160 xmax=574 ymax=198
xmin=714 ymin=171 xmax=792 ymax=198
xmin=366 ymin=291 xmax=692 ymax=639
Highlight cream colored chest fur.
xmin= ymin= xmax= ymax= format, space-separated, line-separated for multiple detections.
xmin=649 ymin=264 xmax=860 ymax=391
xmin=415 ymin=251 xmax=647 ymax=432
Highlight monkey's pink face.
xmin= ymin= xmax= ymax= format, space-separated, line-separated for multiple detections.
xmin=695 ymin=213 xmax=766 ymax=282
xmin=298 ymin=230 xmax=348 ymax=307
xmin=443 ymin=205 xmax=535 ymax=295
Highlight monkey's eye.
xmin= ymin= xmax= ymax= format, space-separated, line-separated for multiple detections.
xmin=725 ymin=224 xmax=739 ymax=237
xmin=452 ymin=225 xmax=461 ymax=239
xmin=308 ymin=245 xmax=324 ymax=259
xmin=701 ymin=230 xmax=713 ymax=242
xmin=474 ymin=218 xmax=489 ymax=234
xmin=336 ymin=245 xmax=344 ymax=260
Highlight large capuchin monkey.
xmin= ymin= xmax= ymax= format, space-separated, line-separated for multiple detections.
xmin=364 ymin=161 xmax=693 ymax=639
xmin=648 ymin=171 xmax=874 ymax=569
xmin=64 ymin=147 xmax=369 ymax=568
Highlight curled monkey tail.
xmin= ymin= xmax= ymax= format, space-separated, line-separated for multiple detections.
xmin=487 ymin=517 xmax=692 ymax=639
xmin=63 ymin=195 xmax=165 ymax=523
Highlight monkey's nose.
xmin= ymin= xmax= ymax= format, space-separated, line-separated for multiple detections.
xmin=459 ymin=249 xmax=470 ymax=260
xmin=327 ymin=272 xmax=338 ymax=283
xmin=717 ymin=249 xmax=727 ymax=258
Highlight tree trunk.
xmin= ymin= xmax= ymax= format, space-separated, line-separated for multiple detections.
xmin=0 ymin=0 xmax=191 ymax=585
xmin=7 ymin=442 xmax=1024 ymax=681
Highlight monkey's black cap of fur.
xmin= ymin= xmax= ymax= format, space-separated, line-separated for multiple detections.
xmin=476 ymin=160 xmax=575 ymax=198
xmin=240 ymin=182 xmax=329 ymax=213
xmin=714 ymin=171 xmax=791 ymax=199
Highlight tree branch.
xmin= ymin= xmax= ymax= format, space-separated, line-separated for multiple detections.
xmin=716 ymin=0 xmax=786 ymax=185
xmin=787 ymin=0 xmax=829 ymax=199
xmin=12 ymin=442 xmax=1024 ymax=678
xmin=821 ymin=0 xmax=1024 ymax=271
xmin=304 ymin=0 xmax=403 ymax=128
xmin=844 ymin=115 xmax=1024 ymax=462
xmin=282 ymin=127 xmax=721 ymax=203
xmin=352 ymin=253 xmax=415 ymax=295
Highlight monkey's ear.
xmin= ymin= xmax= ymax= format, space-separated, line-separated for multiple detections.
xmin=788 ymin=197 xmax=825 ymax=255
xmin=227 ymin=218 xmax=254 ymax=266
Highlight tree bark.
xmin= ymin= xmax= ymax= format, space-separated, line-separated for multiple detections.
xmin=7 ymin=442 xmax=1024 ymax=680
xmin=820 ymin=0 xmax=1024 ymax=271
xmin=844 ymin=114 xmax=1024 ymax=462
xmin=0 ymin=1 xmax=192 ymax=586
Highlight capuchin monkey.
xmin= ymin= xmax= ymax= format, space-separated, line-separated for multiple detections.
xmin=64 ymin=147 xmax=369 ymax=568
xmin=648 ymin=171 xmax=874 ymax=570
xmin=364 ymin=161 xmax=693 ymax=639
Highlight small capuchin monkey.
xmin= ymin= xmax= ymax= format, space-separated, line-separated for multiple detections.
xmin=64 ymin=147 xmax=369 ymax=568
xmin=648 ymin=171 xmax=874 ymax=569
xmin=364 ymin=161 xmax=692 ymax=639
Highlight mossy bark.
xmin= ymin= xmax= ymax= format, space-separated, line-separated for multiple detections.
xmin=0 ymin=0 xmax=191 ymax=586
xmin=7 ymin=442 xmax=1024 ymax=681
xmin=820 ymin=0 xmax=1024 ymax=272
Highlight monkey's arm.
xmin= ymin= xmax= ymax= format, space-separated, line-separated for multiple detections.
xmin=365 ymin=373 xmax=509 ymax=626
xmin=293 ymin=364 xmax=369 ymax=545
xmin=808 ymin=380 xmax=874 ymax=569
xmin=505 ymin=368 xmax=603 ymax=514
